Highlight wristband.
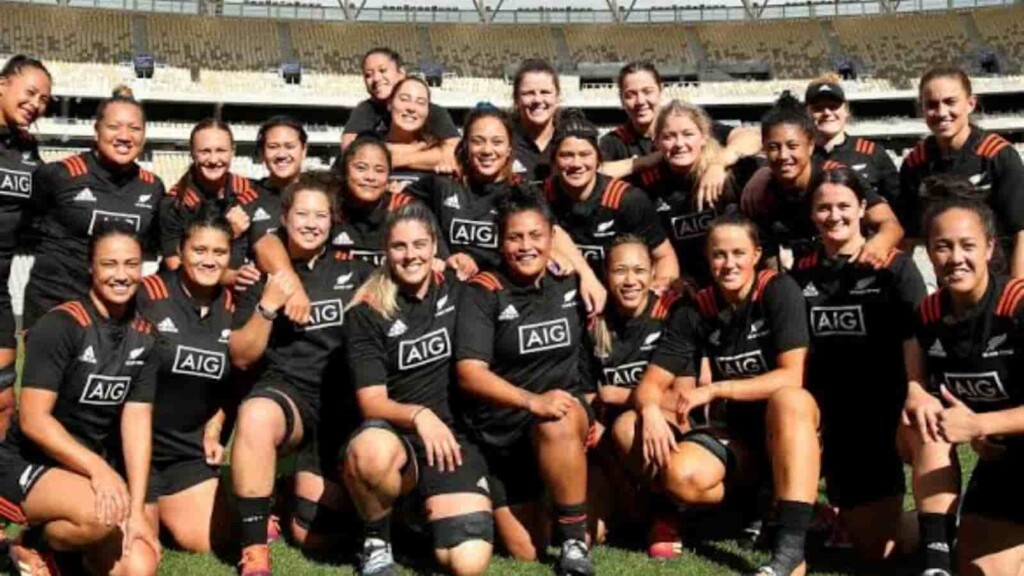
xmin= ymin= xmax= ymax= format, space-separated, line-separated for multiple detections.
xmin=410 ymin=406 xmax=428 ymax=427
xmin=256 ymin=302 xmax=278 ymax=321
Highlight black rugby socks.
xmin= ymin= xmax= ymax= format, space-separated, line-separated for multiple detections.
xmin=237 ymin=496 xmax=271 ymax=549
xmin=364 ymin=513 xmax=392 ymax=544
xmin=919 ymin=512 xmax=955 ymax=575
xmin=764 ymin=500 xmax=814 ymax=576
xmin=554 ymin=502 xmax=588 ymax=544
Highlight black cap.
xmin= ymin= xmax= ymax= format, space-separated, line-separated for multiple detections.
xmin=805 ymin=81 xmax=846 ymax=105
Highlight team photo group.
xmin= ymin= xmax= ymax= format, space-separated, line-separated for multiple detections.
xmin=0 ymin=44 xmax=1022 ymax=576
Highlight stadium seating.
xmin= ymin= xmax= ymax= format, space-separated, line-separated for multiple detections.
xmin=697 ymin=19 xmax=830 ymax=79
xmin=290 ymin=22 xmax=422 ymax=74
xmin=147 ymin=14 xmax=281 ymax=71
xmin=428 ymin=25 xmax=559 ymax=77
xmin=972 ymin=5 xmax=1024 ymax=67
xmin=562 ymin=24 xmax=693 ymax=68
xmin=0 ymin=4 xmax=130 ymax=64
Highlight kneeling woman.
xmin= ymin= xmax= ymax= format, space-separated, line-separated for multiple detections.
xmin=229 ymin=173 xmax=373 ymax=574
xmin=0 ymin=223 xmax=159 ymax=575
xmin=343 ymin=204 xmax=493 ymax=576
xmin=138 ymin=206 xmax=236 ymax=554
xmin=902 ymin=191 xmax=1024 ymax=576
xmin=456 ymin=190 xmax=595 ymax=576
xmin=629 ymin=214 xmax=820 ymax=576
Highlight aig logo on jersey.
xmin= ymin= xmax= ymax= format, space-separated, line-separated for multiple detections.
xmin=0 ymin=167 xmax=31 ymax=199
xmin=79 ymin=375 xmax=132 ymax=406
xmin=670 ymin=210 xmax=715 ymax=240
xmin=299 ymin=299 xmax=345 ymax=332
xmin=715 ymin=350 xmax=767 ymax=378
xmin=810 ymin=305 xmax=866 ymax=336
xmin=579 ymin=245 xmax=605 ymax=263
xmin=604 ymin=361 xmax=648 ymax=387
xmin=89 ymin=210 xmax=142 ymax=234
xmin=942 ymin=371 xmax=1009 ymax=403
xmin=519 ymin=318 xmax=571 ymax=355
xmin=173 ymin=346 xmax=226 ymax=380
xmin=450 ymin=219 xmax=497 ymax=248
xmin=398 ymin=328 xmax=452 ymax=370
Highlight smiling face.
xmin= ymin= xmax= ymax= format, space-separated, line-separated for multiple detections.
xmin=764 ymin=123 xmax=813 ymax=186
xmin=389 ymin=80 xmax=429 ymax=136
xmin=811 ymin=182 xmax=865 ymax=249
xmin=387 ymin=219 xmax=436 ymax=290
xmin=91 ymin=233 xmax=142 ymax=307
xmin=927 ymin=207 xmax=993 ymax=299
xmin=808 ymin=99 xmax=849 ymax=140
xmin=920 ymin=76 xmax=975 ymax=143
xmin=284 ymin=189 xmax=333 ymax=254
xmin=515 ymin=72 xmax=559 ymax=130
xmin=363 ymin=52 xmax=405 ymax=103
xmin=501 ymin=209 xmax=552 ymax=280
xmin=181 ymin=226 xmax=231 ymax=289
xmin=466 ymin=116 xmax=511 ymax=181
xmin=191 ymin=127 xmax=233 ymax=186
xmin=345 ymin=143 xmax=389 ymax=206
xmin=657 ymin=112 xmax=707 ymax=172
xmin=707 ymin=224 xmax=761 ymax=296
xmin=607 ymin=242 xmax=652 ymax=315
xmin=261 ymin=125 xmax=307 ymax=183
xmin=554 ymin=136 xmax=599 ymax=195
xmin=620 ymin=70 xmax=661 ymax=131
xmin=0 ymin=66 xmax=51 ymax=128
xmin=94 ymin=102 xmax=145 ymax=167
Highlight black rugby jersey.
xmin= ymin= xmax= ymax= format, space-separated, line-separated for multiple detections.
xmin=344 ymin=99 xmax=460 ymax=142
xmin=137 ymin=270 xmax=234 ymax=465
xmin=456 ymin=269 xmax=590 ymax=446
xmin=331 ymin=191 xmax=416 ymax=268
xmin=251 ymin=177 xmax=284 ymax=240
xmin=790 ymin=248 xmax=924 ymax=406
xmin=233 ymin=249 xmax=372 ymax=414
xmin=631 ymin=163 xmax=738 ymax=285
xmin=9 ymin=299 xmax=157 ymax=463
xmin=814 ymin=135 xmax=899 ymax=204
xmin=27 ymin=152 xmax=164 ymax=312
xmin=899 ymin=126 xmax=1024 ymax=239
xmin=915 ymin=276 xmax=1024 ymax=450
xmin=511 ymin=125 xmax=553 ymax=186
xmin=159 ymin=172 xmax=271 ymax=268
xmin=598 ymin=121 xmax=736 ymax=162
xmin=593 ymin=291 xmax=680 ymax=390
xmin=542 ymin=174 xmax=667 ymax=275
xmin=651 ymin=271 xmax=808 ymax=440
xmin=347 ymin=270 xmax=461 ymax=425
xmin=0 ymin=125 xmax=41 ymax=255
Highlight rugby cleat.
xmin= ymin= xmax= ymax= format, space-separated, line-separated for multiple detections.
xmin=8 ymin=540 xmax=60 ymax=576
xmin=238 ymin=544 xmax=271 ymax=576
xmin=359 ymin=538 xmax=397 ymax=576
xmin=556 ymin=538 xmax=595 ymax=576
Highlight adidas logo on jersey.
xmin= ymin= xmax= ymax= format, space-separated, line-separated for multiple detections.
xmin=79 ymin=345 xmax=97 ymax=364
xmin=443 ymin=195 xmax=461 ymax=209
xmin=498 ymin=305 xmax=519 ymax=321
xmin=334 ymin=272 xmax=354 ymax=290
xmin=512 ymin=159 xmax=527 ymax=174
xmin=655 ymin=198 xmax=671 ymax=212
xmin=562 ymin=289 xmax=578 ymax=308
xmin=983 ymin=333 xmax=1013 ymax=358
xmin=476 ymin=476 xmax=490 ymax=494
xmin=253 ymin=208 xmax=271 ymax=222
xmin=802 ymin=282 xmax=819 ymax=297
xmin=158 ymin=318 xmax=179 ymax=333
xmin=928 ymin=339 xmax=946 ymax=358
xmin=333 ymin=231 xmax=353 ymax=246
xmin=851 ymin=164 xmax=867 ymax=171
xmin=387 ymin=320 xmax=408 ymax=338
xmin=74 ymin=187 xmax=97 ymax=202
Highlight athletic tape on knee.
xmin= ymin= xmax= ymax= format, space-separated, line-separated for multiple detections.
xmin=292 ymin=496 xmax=319 ymax=531
xmin=431 ymin=511 xmax=494 ymax=549
xmin=0 ymin=365 xmax=15 ymax=391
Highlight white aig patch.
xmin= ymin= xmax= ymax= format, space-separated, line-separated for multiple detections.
xmin=715 ymin=350 xmax=767 ymax=378
xmin=0 ymin=168 xmax=32 ymax=199
xmin=518 ymin=318 xmax=571 ymax=354
xmin=942 ymin=372 xmax=1009 ymax=403
xmin=810 ymin=305 xmax=866 ymax=336
xmin=670 ymin=210 xmax=715 ymax=240
xmin=172 ymin=346 xmax=226 ymax=380
xmin=398 ymin=328 xmax=452 ymax=370
xmin=449 ymin=218 xmax=497 ymax=248
xmin=299 ymin=299 xmax=344 ymax=331
xmin=89 ymin=210 xmax=141 ymax=234
xmin=578 ymin=244 xmax=605 ymax=263
xmin=603 ymin=361 xmax=648 ymax=387
xmin=79 ymin=374 xmax=132 ymax=406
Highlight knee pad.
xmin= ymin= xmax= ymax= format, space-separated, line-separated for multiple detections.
xmin=0 ymin=365 xmax=15 ymax=393
xmin=292 ymin=496 xmax=348 ymax=534
xmin=430 ymin=511 xmax=494 ymax=549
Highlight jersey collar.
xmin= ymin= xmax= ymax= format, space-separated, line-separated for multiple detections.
xmin=173 ymin=268 xmax=227 ymax=317
xmin=88 ymin=150 xmax=140 ymax=186
xmin=927 ymin=124 xmax=983 ymax=163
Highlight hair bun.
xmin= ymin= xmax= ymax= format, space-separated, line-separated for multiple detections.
xmin=111 ymin=84 xmax=135 ymax=99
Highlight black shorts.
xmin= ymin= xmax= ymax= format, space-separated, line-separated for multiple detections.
xmin=295 ymin=420 xmax=350 ymax=479
xmin=0 ymin=255 xmax=14 ymax=351
xmin=679 ymin=426 xmax=770 ymax=491
xmin=0 ymin=442 xmax=50 ymax=523
xmin=245 ymin=374 xmax=319 ymax=446
xmin=961 ymin=455 xmax=1024 ymax=524
xmin=478 ymin=434 xmax=541 ymax=509
xmin=820 ymin=416 xmax=904 ymax=508
xmin=147 ymin=458 xmax=219 ymax=502
xmin=347 ymin=420 xmax=491 ymax=502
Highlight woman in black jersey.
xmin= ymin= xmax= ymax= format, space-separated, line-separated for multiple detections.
xmin=741 ymin=92 xmax=902 ymax=270
xmin=804 ymin=73 xmax=899 ymax=204
xmin=0 ymin=223 xmax=159 ymax=576
xmin=788 ymin=167 xmax=925 ymax=564
xmin=510 ymin=59 xmax=561 ymax=185
xmin=138 ymin=206 xmax=235 ymax=554
xmin=343 ymin=204 xmax=494 ymax=576
xmin=631 ymin=99 xmax=741 ymax=287
xmin=255 ymin=116 xmax=308 ymax=211
xmin=626 ymin=214 xmax=820 ymax=576
xmin=229 ymin=173 xmax=372 ymax=575
xmin=456 ymin=190 xmax=595 ymax=576
xmin=899 ymin=65 xmax=1024 ymax=278
xmin=600 ymin=61 xmax=760 ymax=205
xmin=0 ymin=55 xmax=50 ymax=443
xmin=24 ymin=89 xmax=165 ymax=330
xmin=543 ymin=112 xmax=678 ymax=288
xmin=899 ymin=187 xmax=1024 ymax=576
xmin=385 ymin=76 xmax=452 ymax=185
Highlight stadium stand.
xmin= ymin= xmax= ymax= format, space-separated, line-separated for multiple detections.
xmin=428 ymin=25 xmax=559 ymax=77
xmin=0 ymin=5 xmax=130 ymax=64
xmin=290 ymin=22 xmax=423 ymax=74
xmin=562 ymin=24 xmax=694 ymax=68
xmin=147 ymin=13 xmax=281 ymax=71
xmin=972 ymin=5 xmax=1024 ymax=67
xmin=697 ymin=19 xmax=830 ymax=79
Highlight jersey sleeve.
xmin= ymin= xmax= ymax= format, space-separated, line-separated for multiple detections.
xmin=343 ymin=101 xmax=378 ymax=136
xmin=897 ymin=159 xmax=924 ymax=238
xmin=157 ymin=195 xmax=188 ymax=258
xmin=21 ymin=311 xmax=78 ymax=392
xmin=28 ymin=161 xmax=61 ymax=219
xmin=991 ymin=146 xmax=1024 ymax=234
xmin=402 ymin=174 xmax=439 ymax=208
xmin=712 ymin=122 xmax=734 ymax=145
xmin=872 ymin=146 xmax=901 ymax=203
xmin=344 ymin=304 xmax=390 ymax=389
xmin=454 ymin=282 xmax=497 ymax=364
xmin=599 ymin=132 xmax=629 ymax=162
xmin=620 ymin=189 xmax=668 ymax=249
xmin=427 ymin=104 xmax=460 ymax=140
xmin=890 ymin=254 xmax=927 ymax=341
xmin=649 ymin=303 xmax=701 ymax=377
xmin=246 ymin=189 xmax=280 ymax=242
xmin=127 ymin=346 xmax=158 ymax=404
xmin=763 ymin=275 xmax=810 ymax=353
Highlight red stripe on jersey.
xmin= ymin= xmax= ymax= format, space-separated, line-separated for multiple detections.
xmin=139 ymin=169 xmax=154 ymax=184
xmin=184 ymin=189 xmax=200 ymax=209
xmin=652 ymin=290 xmax=681 ymax=319
xmin=56 ymin=301 xmax=91 ymax=327
xmin=822 ymin=160 xmax=844 ymax=171
xmin=920 ymin=291 xmax=942 ymax=324
xmin=752 ymin=270 xmax=777 ymax=302
xmin=143 ymin=275 xmax=169 ymax=300
xmin=167 ymin=184 xmax=181 ymax=198
xmin=433 ymin=270 xmax=445 ymax=285
xmin=468 ymin=272 xmax=502 ymax=291
xmin=695 ymin=287 xmax=717 ymax=318
xmin=977 ymin=134 xmax=1010 ymax=158
xmin=641 ymin=168 xmax=659 ymax=188
xmin=795 ymin=252 xmax=818 ymax=270
xmin=62 ymin=155 xmax=86 ymax=177
xmin=388 ymin=193 xmax=412 ymax=211
xmin=1002 ymin=280 xmax=1024 ymax=317
xmin=614 ymin=124 xmax=634 ymax=145
xmin=235 ymin=176 xmax=258 ymax=205
xmin=0 ymin=497 xmax=26 ymax=524
xmin=223 ymin=288 xmax=234 ymax=312
xmin=543 ymin=178 xmax=557 ymax=202
xmin=863 ymin=139 xmax=876 ymax=155
xmin=133 ymin=317 xmax=153 ymax=334
xmin=334 ymin=249 xmax=352 ymax=261
xmin=602 ymin=180 xmax=627 ymax=210
xmin=996 ymin=278 xmax=1024 ymax=317
xmin=907 ymin=143 xmax=927 ymax=167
